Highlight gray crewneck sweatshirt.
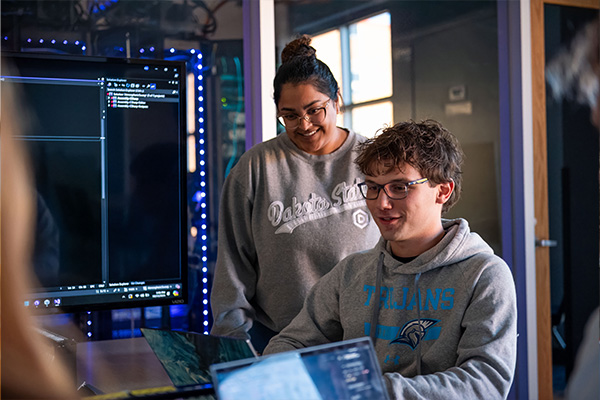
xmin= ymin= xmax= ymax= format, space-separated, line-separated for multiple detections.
xmin=210 ymin=130 xmax=380 ymax=339
xmin=265 ymin=218 xmax=517 ymax=400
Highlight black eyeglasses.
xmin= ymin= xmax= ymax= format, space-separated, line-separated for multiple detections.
xmin=358 ymin=178 xmax=429 ymax=200
xmin=277 ymin=100 xmax=330 ymax=128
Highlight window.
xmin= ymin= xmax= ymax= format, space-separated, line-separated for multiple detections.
xmin=312 ymin=12 xmax=392 ymax=137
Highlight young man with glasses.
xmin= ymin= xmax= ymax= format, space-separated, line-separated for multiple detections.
xmin=264 ymin=120 xmax=517 ymax=400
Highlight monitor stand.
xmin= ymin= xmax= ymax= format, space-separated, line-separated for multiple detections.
xmin=35 ymin=325 xmax=172 ymax=395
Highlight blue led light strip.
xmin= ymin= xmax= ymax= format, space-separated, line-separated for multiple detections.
xmin=86 ymin=311 xmax=93 ymax=339
xmin=191 ymin=50 xmax=210 ymax=335
xmin=3 ymin=35 xmax=88 ymax=54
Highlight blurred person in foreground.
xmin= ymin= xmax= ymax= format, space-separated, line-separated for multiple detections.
xmin=1 ymin=59 xmax=79 ymax=399
xmin=546 ymin=17 xmax=600 ymax=400
xmin=264 ymin=120 xmax=517 ymax=400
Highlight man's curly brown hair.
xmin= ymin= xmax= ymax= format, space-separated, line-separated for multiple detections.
xmin=355 ymin=119 xmax=464 ymax=214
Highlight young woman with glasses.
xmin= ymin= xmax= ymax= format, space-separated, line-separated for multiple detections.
xmin=210 ymin=34 xmax=380 ymax=351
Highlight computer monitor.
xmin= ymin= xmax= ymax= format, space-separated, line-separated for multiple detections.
xmin=1 ymin=52 xmax=188 ymax=314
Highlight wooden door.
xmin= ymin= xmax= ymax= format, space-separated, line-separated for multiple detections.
xmin=530 ymin=1 xmax=598 ymax=399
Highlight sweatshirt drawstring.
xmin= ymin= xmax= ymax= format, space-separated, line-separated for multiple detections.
xmin=369 ymin=252 xmax=384 ymax=342
xmin=414 ymin=272 xmax=422 ymax=375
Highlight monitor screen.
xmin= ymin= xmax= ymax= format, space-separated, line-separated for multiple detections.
xmin=2 ymin=52 xmax=188 ymax=314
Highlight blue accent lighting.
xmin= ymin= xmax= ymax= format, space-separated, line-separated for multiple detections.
xmin=191 ymin=49 xmax=210 ymax=335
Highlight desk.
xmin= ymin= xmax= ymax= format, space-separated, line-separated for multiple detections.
xmin=77 ymin=337 xmax=172 ymax=394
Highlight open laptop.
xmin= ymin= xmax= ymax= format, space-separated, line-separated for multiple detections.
xmin=140 ymin=328 xmax=259 ymax=398
xmin=210 ymin=336 xmax=390 ymax=400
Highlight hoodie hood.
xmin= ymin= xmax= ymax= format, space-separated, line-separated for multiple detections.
xmin=373 ymin=218 xmax=495 ymax=275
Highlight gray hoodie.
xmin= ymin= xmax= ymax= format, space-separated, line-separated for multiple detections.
xmin=264 ymin=218 xmax=517 ymax=400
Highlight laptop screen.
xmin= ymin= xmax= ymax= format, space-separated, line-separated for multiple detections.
xmin=141 ymin=328 xmax=258 ymax=388
xmin=210 ymin=337 xmax=389 ymax=400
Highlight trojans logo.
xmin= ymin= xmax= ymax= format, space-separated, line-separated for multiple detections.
xmin=390 ymin=318 xmax=439 ymax=350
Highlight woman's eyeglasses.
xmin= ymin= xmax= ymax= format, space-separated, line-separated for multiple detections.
xmin=277 ymin=100 xmax=330 ymax=128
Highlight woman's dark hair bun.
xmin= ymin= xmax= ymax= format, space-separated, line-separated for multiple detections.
xmin=273 ymin=33 xmax=339 ymax=105
xmin=281 ymin=34 xmax=316 ymax=64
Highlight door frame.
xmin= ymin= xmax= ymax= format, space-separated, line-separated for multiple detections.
xmin=530 ymin=1 xmax=599 ymax=399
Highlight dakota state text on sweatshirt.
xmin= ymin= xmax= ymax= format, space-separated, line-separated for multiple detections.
xmin=265 ymin=218 xmax=517 ymax=400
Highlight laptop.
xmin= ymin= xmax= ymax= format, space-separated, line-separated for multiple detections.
xmin=210 ymin=337 xmax=390 ymax=400
xmin=140 ymin=328 xmax=259 ymax=398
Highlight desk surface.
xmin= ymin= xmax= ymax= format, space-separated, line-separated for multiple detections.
xmin=77 ymin=337 xmax=172 ymax=394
